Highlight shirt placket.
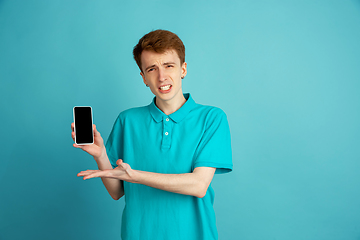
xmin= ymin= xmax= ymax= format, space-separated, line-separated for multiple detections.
xmin=161 ymin=116 xmax=172 ymax=150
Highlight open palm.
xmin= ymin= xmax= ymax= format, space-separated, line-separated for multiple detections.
xmin=77 ymin=159 xmax=133 ymax=181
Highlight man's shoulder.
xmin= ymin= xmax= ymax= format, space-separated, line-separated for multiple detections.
xmin=192 ymin=103 xmax=227 ymax=119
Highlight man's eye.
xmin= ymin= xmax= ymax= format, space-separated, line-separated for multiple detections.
xmin=148 ymin=68 xmax=155 ymax=72
xmin=167 ymin=65 xmax=173 ymax=68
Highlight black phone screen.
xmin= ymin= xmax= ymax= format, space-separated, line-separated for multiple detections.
xmin=73 ymin=106 xmax=93 ymax=145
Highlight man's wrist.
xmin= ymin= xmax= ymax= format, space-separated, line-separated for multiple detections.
xmin=128 ymin=169 xmax=141 ymax=184
xmin=94 ymin=147 xmax=109 ymax=167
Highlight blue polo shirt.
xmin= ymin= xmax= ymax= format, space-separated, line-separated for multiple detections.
xmin=105 ymin=93 xmax=232 ymax=240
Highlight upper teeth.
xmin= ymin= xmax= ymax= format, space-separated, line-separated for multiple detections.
xmin=160 ymin=85 xmax=171 ymax=90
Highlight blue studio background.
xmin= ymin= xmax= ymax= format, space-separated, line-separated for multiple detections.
xmin=1 ymin=1 xmax=360 ymax=239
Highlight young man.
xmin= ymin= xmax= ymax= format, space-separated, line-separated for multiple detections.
xmin=71 ymin=30 xmax=232 ymax=240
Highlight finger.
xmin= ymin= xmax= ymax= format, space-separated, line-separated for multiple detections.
xmin=77 ymin=169 xmax=99 ymax=175
xmin=83 ymin=170 xmax=110 ymax=180
xmin=77 ymin=170 xmax=99 ymax=176
xmin=93 ymin=124 xmax=101 ymax=138
xmin=71 ymin=123 xmax=75 ymax=141
xmin=73 ymin=143 xmax=85 ymax=150
xmin=93 ymin=124 xmax=97 ymax=134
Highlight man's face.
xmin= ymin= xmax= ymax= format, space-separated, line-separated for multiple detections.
xmin=140 ymin=50 xmax=187 ymax=105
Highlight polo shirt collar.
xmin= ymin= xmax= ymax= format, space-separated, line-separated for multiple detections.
xmin=149 ymin=93 xmax=196 ymax=123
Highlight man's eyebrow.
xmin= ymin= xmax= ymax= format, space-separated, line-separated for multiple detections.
xmin=145 ymin=62 xmax=176 ymax=71
xmin=163 ymin=62 xmax=175 ymax=65
xmin=145 ymin=64 xmax=156 ymax=71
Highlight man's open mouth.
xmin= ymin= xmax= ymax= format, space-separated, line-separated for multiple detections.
xmin=159 ymin=84 xmax=172 ymax=91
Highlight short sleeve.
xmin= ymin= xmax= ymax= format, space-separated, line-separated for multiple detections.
xmin=105 ymin=114 xmax=124 ymax=169
xmin=193 ymin=108 xmax=233 ymax=174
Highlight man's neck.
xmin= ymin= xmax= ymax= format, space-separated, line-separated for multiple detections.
xmin=155 ymin=93 xmax=186 ymax=116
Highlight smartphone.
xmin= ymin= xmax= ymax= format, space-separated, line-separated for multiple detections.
xmin=73 ymin=106 xmax=94 ymax=145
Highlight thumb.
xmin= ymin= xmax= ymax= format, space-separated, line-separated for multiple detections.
xmin=116 ymin=159 xmax=123 ymax=166
xmin=93 ymin=124 xmax=100 ymax=136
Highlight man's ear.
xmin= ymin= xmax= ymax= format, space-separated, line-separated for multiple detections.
xmin=181 ymin=62 xmax=187 ymax=79
xmin=140 ymin=71 xmax=147 ymax=85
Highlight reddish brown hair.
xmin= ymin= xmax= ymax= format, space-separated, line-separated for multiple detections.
xmin=133 ymin=29 xmax=185 ymax=72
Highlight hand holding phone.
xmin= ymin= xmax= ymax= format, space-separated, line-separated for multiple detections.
xmin=72 ymin=107 xmax=106 ymax=160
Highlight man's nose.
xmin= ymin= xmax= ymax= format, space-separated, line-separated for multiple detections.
xmin=158 ymin=68 xmax=167 ymax=81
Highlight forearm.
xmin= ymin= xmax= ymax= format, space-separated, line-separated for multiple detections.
xmin=95 ymin=150 xmax=124 ymax=200
xmin=129 ymin=167 xmax=215 ymax=198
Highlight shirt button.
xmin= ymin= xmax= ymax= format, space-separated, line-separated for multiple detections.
xmin=166 ymin=118 xmax=169 ymax=121
xmin=165 ymin=132 xmax=169 ymax=136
